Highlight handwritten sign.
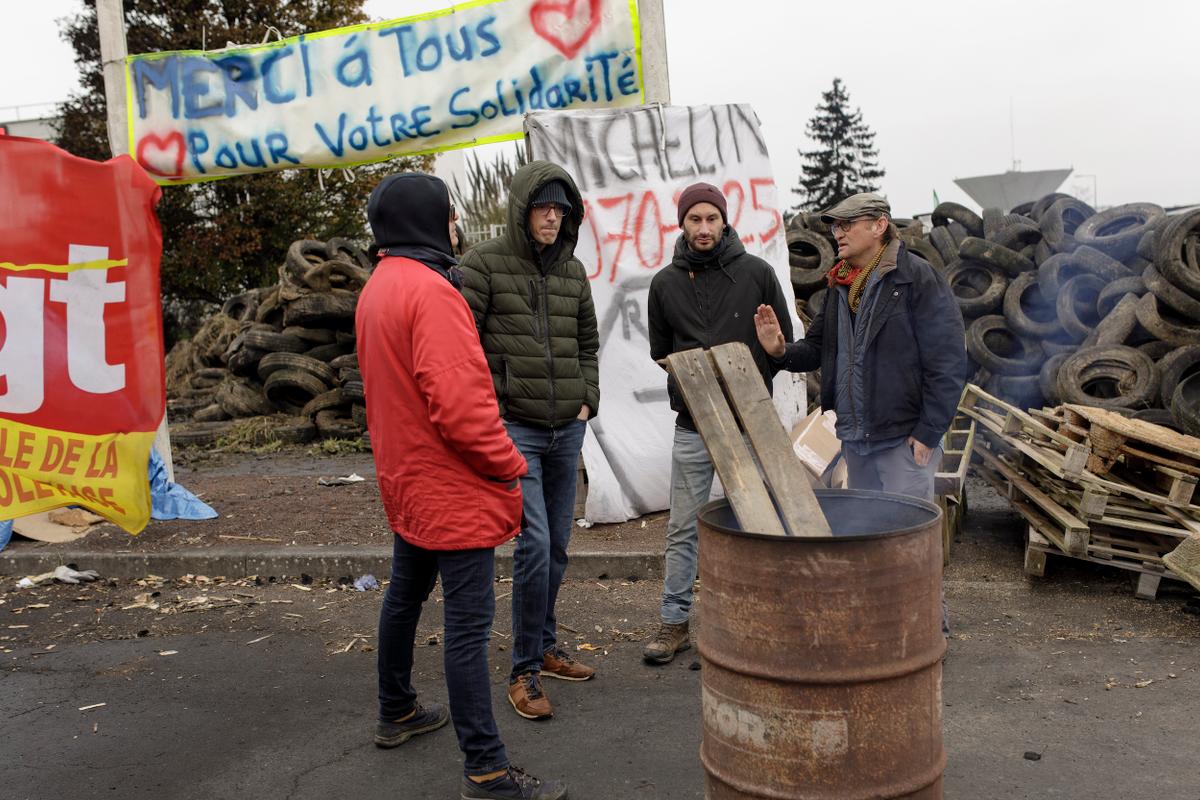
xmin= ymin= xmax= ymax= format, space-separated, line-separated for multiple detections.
xmin=526 ymin=104 xmax=805 ymax=522
xmin=0 ymin=136 xmax=165 ymax=533
xmin=126 ymin=0 xmax=643 ymax=184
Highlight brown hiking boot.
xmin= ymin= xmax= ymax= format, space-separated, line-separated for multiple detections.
xmin=507 ymin=672 xmax=553 ymax=720
xmin=542 ymin=646 xmax=595 ymax=681
xmin=642 ymin=620 xmax=690 ymax=664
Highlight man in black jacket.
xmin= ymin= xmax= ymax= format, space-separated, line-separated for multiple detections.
xmin=643 ymin=182 xmax=795 ymax=664
xmin=754 ymin=192 xmax=966 ymax=501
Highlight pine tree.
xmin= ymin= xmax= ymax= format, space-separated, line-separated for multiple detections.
xmin=55 ymin=0 xmax=434 ymax=345
xmin=793 ymin=78 xmax=885 ymax=212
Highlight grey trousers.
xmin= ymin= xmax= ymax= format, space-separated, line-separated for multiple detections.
xmin=843 ymin=440 xmax=950 ymax=636
xmin=842 ymin=441 xmax=941 ymax=501
xmin=660 ymin=427 xmax=715 ymax=625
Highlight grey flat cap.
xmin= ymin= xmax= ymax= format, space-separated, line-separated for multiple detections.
xmin=819 ymin=192 xmax=891 ymax=223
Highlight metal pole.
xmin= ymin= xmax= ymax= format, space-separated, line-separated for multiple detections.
xmin=97 ymin=0 xmax=177 ymax=482
xmin=639 ymin=0 xmax=671 ymax=104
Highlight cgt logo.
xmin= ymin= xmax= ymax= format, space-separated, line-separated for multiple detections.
xmin=0 ymin=245 xmax=127 ymax=415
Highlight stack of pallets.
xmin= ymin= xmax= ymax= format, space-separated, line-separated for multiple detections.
xmin=959 ymin=384 xmax=1200 ymax=600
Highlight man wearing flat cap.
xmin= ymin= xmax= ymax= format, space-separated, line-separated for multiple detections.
xmin=755 ymin=192 xmax=967 ymax=523
xmin=460 ymin=161 xmax=600 ymax=722
xmin=642 ymin=182 xmax=796 ymax=664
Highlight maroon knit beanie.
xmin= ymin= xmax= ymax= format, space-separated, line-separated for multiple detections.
xmin=677 ymin=182 xmax=727 ymax=226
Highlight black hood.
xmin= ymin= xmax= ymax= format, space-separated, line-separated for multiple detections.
xmin=368 ymin=172 xmax=459 ymax=283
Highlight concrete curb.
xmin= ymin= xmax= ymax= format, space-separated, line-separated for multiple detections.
xmin=0 ymin=546 xmax=664 ymax=582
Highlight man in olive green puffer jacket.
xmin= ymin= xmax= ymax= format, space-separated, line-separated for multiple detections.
xmin=460 ymin=161 xmax=600 ymax=723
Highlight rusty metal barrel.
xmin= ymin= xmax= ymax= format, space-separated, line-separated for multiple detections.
xmin=698 ymin=489 xmax=946 ymax=800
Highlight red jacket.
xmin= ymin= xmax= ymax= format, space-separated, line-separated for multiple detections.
xmin=356 ymin=257 xmax=527 ymax=550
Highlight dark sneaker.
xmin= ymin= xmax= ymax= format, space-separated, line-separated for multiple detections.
xmin=642 ymin=620 xmax=690 ymax=664
xmin=541 ymin=646 xmax=595 ymax=681
xmin=461 ymin=765 xmax=568 ymax=799
xmin=507 ymin=672 xmax=553 ymax=719
xmin=373 ymin=701 xmax=449 ymax=748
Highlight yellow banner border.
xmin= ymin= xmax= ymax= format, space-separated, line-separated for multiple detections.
xmin=124 ymin=0 xmax=645 ymax=186
xmin=0 ymin=259 xmax=128 ymax=274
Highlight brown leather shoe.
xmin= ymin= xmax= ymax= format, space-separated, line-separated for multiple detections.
xmin=507 ymin=672 xmax=552 ymax=720
xmin=642 ymin=620 xmax=690 ymax=664
xmin=542 ymin=646 xmax=596 ymax=681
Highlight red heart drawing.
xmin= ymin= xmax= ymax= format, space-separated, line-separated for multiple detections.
xmin=530 ymin=0 xmax=603 ymax=60
xmin=135 ymin=131 xmax=186 ymax=178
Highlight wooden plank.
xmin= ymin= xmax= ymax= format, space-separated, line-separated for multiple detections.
xmin=1025 ymin=529 xmax=1048 ymax=576
xmin=665 ymin=348 xmax=787 ymax=537
xmin=1064 ymin=403 xmax=1200 ymax=461
xmin=975 ymin=460 xmax=1072 ymax=554
xmin=1161 ymin=505 xmax=1200 ymax=535
xmin=964 ymin=384 xmax=1085 ymax=451
xmin=707 ymin=343 xmax=830 ymax=537
xmin=936 ymin=411 xmax=976 ymax=496
xmin=977 ymin=426 xmax=1200 ymax=512
xmin=1136 ymin=572 xmax=1162 ymax=600
xmin=1122 ymin=441 xmax=1200 ymax=477
xmin=975 ymin=446 xmax=1090 ymax=554
xmin=1154 ymin=468 xmax=1198 ymax=506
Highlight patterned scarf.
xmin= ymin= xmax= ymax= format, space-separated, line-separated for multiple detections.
xmin=827 ymin=243 xmax=888 ymax=313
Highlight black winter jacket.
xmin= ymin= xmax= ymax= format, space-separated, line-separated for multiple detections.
xmin=648 ymin=228 xmax=795 ymax=431
xmin=775 ymin=243 xmax=968 ymax=449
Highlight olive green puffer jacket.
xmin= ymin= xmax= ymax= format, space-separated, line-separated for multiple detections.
xmin=460 ymin=161 xmax=600 ymax=427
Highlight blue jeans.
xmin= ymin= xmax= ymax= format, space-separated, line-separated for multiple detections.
xmin=506 ymin=419 xmax=588 ymax=678
xmin=377 ymin=535 xmax=508 ymax=776
xmin=661 ymin=426 xmax=716 ymax=625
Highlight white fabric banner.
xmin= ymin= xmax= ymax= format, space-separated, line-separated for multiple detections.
xmin=125 ymin=0 xmax=642 ymax=184
xmin=525 ymin=104 xmax=805 ymax=522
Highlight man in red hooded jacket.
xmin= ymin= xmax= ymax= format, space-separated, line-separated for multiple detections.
xmin=357 ymin=172 xmax=568 ymax=800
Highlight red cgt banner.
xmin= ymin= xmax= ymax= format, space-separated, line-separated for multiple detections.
xmin=0 ymin=136 xmax=165 ymax=533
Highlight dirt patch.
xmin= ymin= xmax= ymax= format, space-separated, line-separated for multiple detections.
xmin=4 ymin=446 xmax=669 ymax=555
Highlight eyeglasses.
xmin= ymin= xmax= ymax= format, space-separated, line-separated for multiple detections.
xmin=450 ymin=204 xmax=458 ymax=222
xmin=531 ymin=202 xmax=568 ymax=217
xmin=830 ymin=216 xmax=879 ymax=234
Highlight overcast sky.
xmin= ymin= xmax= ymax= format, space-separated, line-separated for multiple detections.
xmin=4 ymin=0 xmax=1198 ymax=216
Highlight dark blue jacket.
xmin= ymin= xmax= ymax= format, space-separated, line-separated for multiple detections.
xmin=775 ymin=243 xmax=967 ymax=449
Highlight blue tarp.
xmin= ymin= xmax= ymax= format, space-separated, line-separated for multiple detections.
xmin=149 ymin=449 xmax=217 ymax=521
xmin=0 ymin=450 xmax=216 ymax=553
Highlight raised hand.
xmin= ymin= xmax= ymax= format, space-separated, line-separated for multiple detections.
xmin=754 ymin=304 xmax=787 ymax=358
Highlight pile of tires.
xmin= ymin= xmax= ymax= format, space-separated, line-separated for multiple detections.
xmin=164 ymin=238 xmax=374 ymax=447
xmin=786 ymin=199 xmax=1200 ymax=435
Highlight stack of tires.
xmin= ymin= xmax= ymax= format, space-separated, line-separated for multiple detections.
xmin=786 ymin=199 xmax=1200 ymax=435
xmin=165 ymin=238 xmax=374 ymax=448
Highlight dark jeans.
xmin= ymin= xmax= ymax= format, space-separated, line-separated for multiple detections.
xmin=378 ymin=535 xmax=508 ymax=775
xmin=505 ymin=419 xmax=587 ymax=678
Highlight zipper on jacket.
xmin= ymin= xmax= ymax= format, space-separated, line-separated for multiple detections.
xmin=500 ymin=356 xmax=510 ymax=403
xmin=528 ymin=279 xmax=543 ymax=341
xmin=847 ymin=289 xmax=867 ymax=438
xmin=540 ymin=274 xmax=556 ymax=424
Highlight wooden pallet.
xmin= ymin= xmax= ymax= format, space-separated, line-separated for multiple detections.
xmin=1024 ymin=528 xmax=1172 ymax=600
xmin=974 ymin=439 xmax=1191 ymax=600
xmin=1040 ymin=404 xmax=1200 ymax=504
xmin=664 ymin=343 xmax=830 ymax=537
xmin=974 ymin=417 xmax=1200 ymax=513
xmin=936 ymin=409 xmax=976 ymax=497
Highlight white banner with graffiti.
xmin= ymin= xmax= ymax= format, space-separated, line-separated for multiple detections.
xmin=526 ymin=104 xmax=805 ymax=523
xmin=126 ymin=0 xmax=642 ymax=184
